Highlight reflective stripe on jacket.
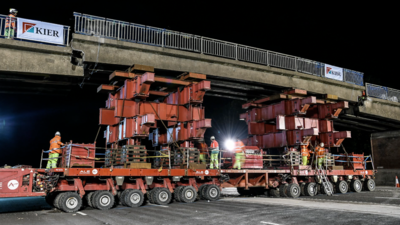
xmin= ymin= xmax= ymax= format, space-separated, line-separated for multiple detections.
xmin=49 ymin=136 xmax=63 ymax=154
xmin=5 ymin=14 xmax=16 ymax=28
xmin=234 ymin=141 xmax=245 ymax=153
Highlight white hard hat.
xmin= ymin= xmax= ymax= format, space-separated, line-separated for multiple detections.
xmin=210 ymin=136 xmax=215 ymax=140
xmin=55 ymin=131 xmax=61 ymax=136
xmin=320 ymin=142 xmax=324 ymax=147
xmin=10 ymin=8 xmax=18 ymax=14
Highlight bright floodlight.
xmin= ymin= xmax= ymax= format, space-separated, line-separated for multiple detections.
xmin=225 ymin=139 xmax=235 ymax=151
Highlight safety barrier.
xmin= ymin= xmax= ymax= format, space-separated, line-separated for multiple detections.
xmin=0 ymin=14 xmax=70 ymax=46
xmin=73 ymin=12 xmax=366 ymax=86
xmin=366 ymin=83 xmax=400 ymax=103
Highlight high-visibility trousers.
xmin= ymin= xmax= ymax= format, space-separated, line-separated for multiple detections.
xmin=302 ymin=156 xmax=309 ymax=165
xmin=210 ymin=153 xmax=219 ymax=169
xmin=199 ymin=153 xmax=207 ymax=165
xmin=5 ymin=28 xmax=15 ymax=39
xmin=314 ymin=157 xmax=325 ymax=167
xmin=46 ymin=153 xmax=59 ymax=169
xmin=233 ymin=153 xmax=245 ymax=170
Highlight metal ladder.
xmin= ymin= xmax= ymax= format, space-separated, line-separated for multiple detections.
xmin=315 ymin=158 xmax=333 ymax=196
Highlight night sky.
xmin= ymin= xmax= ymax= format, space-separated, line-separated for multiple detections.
xmin=0 ymin=3 xmax=395 ymax=167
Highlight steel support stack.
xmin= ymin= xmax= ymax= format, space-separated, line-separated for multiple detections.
xmin=240 ymin=89 xmax=351 ymax=166
xmin=98 ymin=65 xmax=212 ymax=168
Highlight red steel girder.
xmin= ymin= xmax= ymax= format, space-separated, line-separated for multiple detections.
xmin=318 ymin=101 xmax=349 ymax=119
xmin=319 ymin=131 xmax=351 ymax=147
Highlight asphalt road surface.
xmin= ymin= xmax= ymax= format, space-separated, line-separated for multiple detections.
xmin=1 ymin=187 xmax=400 ymax=225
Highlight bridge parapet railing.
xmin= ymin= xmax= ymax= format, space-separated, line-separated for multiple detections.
xmin=0 ymin=14 xmax=70 ymax=46
xmin=366 ymin=83 xmax=400 ymax=103
xmin=73 ymin=12 xmax=365 ymax=86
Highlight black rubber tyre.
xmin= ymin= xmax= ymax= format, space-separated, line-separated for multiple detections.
xmin=198 ymin=185 xmax=207 ymax=200
xmin=300 ymin=183 xmax=306 ymax=196
xmin=59 ymin=192 xmax=82 ymax=213
xmin=92 ymin=191 xmax=114 ymax=210
xmin=286 ymin=183 xmax=301 ymax=198
xmin=174 ymin=186 xmax=184 ymax=202
xmin=153 ymin=188 xmax=172 ymax=205
xmin=120 ymin=189 xmax=132 ymax=206
xmin=269 ymin=188 xmax=280 ymax=197
xmin=124 ymin=189 xmax=145 ymax=207
xmin=336 ymin=180 xmax=349 ymax=194
xmin=350 ymin=180 xmax=362 ymax=193
xmin=180 ymin=186 xmax=197 ymax=203
xmin=304 ymin=182 xmax=317 ymax=196
xmin=364 ymin=179 xmax=376 ymax=192
xmin=279 ymin=184 xmax=288 ymax=197
xmin=320 ymin=182 xmax=334 ymax=195
xmin=53 ymin=192 xmax=65 ymax=209
xmin=204 ymin=184 xmax=220 ymax=201
xmin=149 ymin=188 xmax=158 ymax=204
xmin=85 ymin=192 xmax=95 ymax=208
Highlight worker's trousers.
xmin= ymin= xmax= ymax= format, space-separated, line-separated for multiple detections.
xmin=302 ymin=156 xmax=309 ymax=165
xmin=314 ymin=157 xmax=325 ymax=167
xmin=233 ymin=153 xmax=245 ymax=170
xmin=210 ymin=153 xmax=219 ymax=169
xmin=199 ymin=153 xmax=207 ymax=165
xmin=5 ymin=28 xmax=15 ymax=39
xmin=46 ymin=153 xmax=59 ymax=169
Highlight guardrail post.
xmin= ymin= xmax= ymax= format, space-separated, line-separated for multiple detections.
xmin=161 ymin=29 xmax=164 ymax=48
xmin=235 ymin=44 xmax=238 ymax=60
xmin=200 ymin=37 xmax=203 ymax=54
xmin=295 ymin=58 xmax=298 ymax=72
xmin=66 ymin=27 xmax=70 ymax=46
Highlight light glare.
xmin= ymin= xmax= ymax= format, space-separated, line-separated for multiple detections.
xmin=225 ymin=139 xmax=235 ymax=151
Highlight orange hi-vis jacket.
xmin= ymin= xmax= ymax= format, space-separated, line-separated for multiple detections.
xmin=50 ymin=136 xmax=64 ymax=154
xmin=315 ymin=146 xmax=326 ymax=156
xmin=210 ymin=140 xmax=219 ymax=153
xmin=234 ymin=141 xmax=245 ymax=153
xmin=300 ymin=144 xmax=310 ymax=157
xmin=5 ymin=14 xmax=16 ymax=28
xmin=197 ymin=142 xmax=208 ymax=154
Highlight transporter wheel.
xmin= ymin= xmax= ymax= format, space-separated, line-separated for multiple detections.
xmin=174 ymin=186 xmax=184 ymax=202
xmin=279 ymin=184 xmax=288 ymax=197
xmin=364 ymin=179 xmax=376 ymax=192
xmin=53 ymin=192 xmax=65 ymax=209
xmin=336 ymin=180 xmax=349 ymax=194
xmin=320 ymin=182 xmax=334 ymax=195
xmin=59 ymin=192 xmax=82 ymax=213
xmin=304 ymin=182 xmax=317 ymax=196
xmin=350 ymin=180 xmax=362 ymax=193
xmin=198 ymin=185 xmax=207 ymax=200
xmin=153 ymin=188 xmax=172 ymax=205
xmin=85 ymin=192 xmax=95 ymax=208
xmin=300 ymin=183 xmax=306 ymax=196
xmin=286 ymin=183 xmax=301 ymax=198
xmin=124 ymin=189 xmax=145 ymax=207
xmin=93 ymin=191 xmax=115 ymax=210
xmin=180 ymin=186 xmax=197 ymax=203
xmin=269 ymin=188 xmax=280 ymax=197
xmin=204 ymin=184 xmax=220 ymax=201
xmin=120 ymin=189 xmax=132 ymax=206
xmin=149 ymin=188 xmax=159 ymax=204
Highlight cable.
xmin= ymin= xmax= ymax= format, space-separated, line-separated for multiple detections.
xmin=80 ymin=35 xmax=101 ymax=88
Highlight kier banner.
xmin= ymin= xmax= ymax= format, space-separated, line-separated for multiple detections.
xmin=324 ymin=64 xmax=344 ymax=81
xmin=16 ymin=18 xmax=64 ymax=45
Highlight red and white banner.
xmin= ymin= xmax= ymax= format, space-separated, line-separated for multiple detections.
xmin=324 ymin=64 xmax=344 ymax=81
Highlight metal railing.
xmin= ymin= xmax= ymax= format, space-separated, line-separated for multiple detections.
xmin=366 ymin=83 xmax=400 ymax=103
xmin=73 ymin=12 xmax=366 ymax=86
xmin=0 ymin=14 xmax=70 ymax=46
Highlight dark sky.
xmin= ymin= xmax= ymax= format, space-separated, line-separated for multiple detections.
xmin=0 ymin=3 xmax=394 ymax=166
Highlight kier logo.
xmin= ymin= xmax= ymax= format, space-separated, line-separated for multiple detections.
xmin=22 ymin=22 xmax=36 ymax=33
xmin=8 ymin=180 xmax=19 ymax=190
xmin=326 ymin=67 xmax=341 ymax=76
